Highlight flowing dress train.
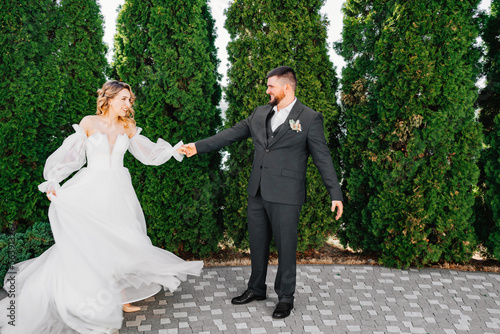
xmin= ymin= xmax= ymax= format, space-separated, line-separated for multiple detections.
xmin=0 ymin=125 xmax=203 ymax=333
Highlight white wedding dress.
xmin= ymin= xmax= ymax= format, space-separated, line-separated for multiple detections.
xmin=0 ymin=125 xmax=203 ymax=334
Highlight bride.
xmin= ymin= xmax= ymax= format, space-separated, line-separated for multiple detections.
xmin=0 ymin=81 xmax=203 ymax=333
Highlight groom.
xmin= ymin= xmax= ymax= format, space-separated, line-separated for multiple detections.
xmin=182 ymin=66 xmax=343 ymax=319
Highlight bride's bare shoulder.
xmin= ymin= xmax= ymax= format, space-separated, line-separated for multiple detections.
xmin=126 ymin=124 xmax=138 ymax=138
xmin=79 ymin=115 xmax=99 ymax=136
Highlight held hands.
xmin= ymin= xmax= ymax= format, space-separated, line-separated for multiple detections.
xmin=179 ymin=143 xmax=197 ymax=157
xmin=331 ymin=200 xmax=343 ymax=220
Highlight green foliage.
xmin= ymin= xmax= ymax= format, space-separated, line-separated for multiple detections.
xmin=0 ymin=0 xmax=109 ymax=236
xmin=0 ymin=0 xmax=64 ymax=233
xmin=0 ymin=2 xmax=108 ymax=289
xmin=223 ymin=0 xmax=341 ymax=251
xmin=338 ymin=0 xmax=482 ymax=268
xmin=0 ymin=222 xmax=54 ymax=288
xmin=57 ymin=0 xmax=108 ymax=129
xmin=485 ymin=115 xmax=500 ymax=258
xmin=113 ymin=0 xmax=223 ymax=256
xmin=477 ymin=0 xmax=500 ymax=258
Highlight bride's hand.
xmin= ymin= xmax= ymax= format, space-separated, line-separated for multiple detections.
xmin=182 ymin=143 xmax=197 ymax=157
xmin=46 ymin=190 xmax=57 ymax=200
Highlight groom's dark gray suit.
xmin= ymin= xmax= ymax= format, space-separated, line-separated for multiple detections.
xmin=195 ymin=99 xmax=342 ymax=303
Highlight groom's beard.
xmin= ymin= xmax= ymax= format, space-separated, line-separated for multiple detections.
xmin=269 ymin=91 xmax=285 ymax=106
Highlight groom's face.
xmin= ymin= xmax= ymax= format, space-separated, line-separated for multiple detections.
xmin=266 ymin=76 xmax=286 ymax=106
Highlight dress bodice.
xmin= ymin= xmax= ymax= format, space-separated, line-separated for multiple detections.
xmin=86 ymin=132 xmax=129 ymax=170
xmin=38 ymin=124 xmax=184 ymax=193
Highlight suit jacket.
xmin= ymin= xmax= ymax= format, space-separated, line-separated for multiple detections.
xmin=196 ymin=99 xmax=342 ymax=206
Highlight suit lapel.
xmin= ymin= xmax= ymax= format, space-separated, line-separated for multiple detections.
xmin=268 ymin=99 xmax=305 ymax=148
xmin=260 ymin=105 xmax=274 ymax=147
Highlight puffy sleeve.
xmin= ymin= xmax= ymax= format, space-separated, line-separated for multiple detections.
xmin=38 ymin=124 xmax=87 ymax=193
xmin=128 ymin=127 xmax=184 ymax=165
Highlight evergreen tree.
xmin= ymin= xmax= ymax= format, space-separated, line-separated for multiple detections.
xmin=334 ymin=1 xmax=387 ymax=254
xmin=57 ymin=0 xmax=108 ymax=129
xmin=223 ymin=0 xmax=340 ymax=251
xmin=477 ymin=0 xmax=500 ymax=258
xmin=0 ymin=0 xmax=64 ymax=232
xmin=338 ymin=0 xmax=482 ymax=267
xmin=113 ymin=0 xmax=223 ymax=256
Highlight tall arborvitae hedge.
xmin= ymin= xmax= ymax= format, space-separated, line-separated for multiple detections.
xmin=0 ymin=0 xmax=64 ymax=233
xmin=338 ymin=1 xmax=482 ymax=268
xmin=224 ymin=0 xmax=340 ymax=251
xmin=477 ymin=0 xmax=500 ymax=258
xmin=0 ymin=0 xmax=108 ymax=286
xmin=113 ymin=0 xmax=223 ymax=256
xmin=57 ymin=0 xmax=108 ymax=129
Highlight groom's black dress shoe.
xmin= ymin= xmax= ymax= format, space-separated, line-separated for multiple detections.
xmin=272 ymin=302 xmax=293 ymax=319
xmin=231 ymin=291 xmax=266 ymax=305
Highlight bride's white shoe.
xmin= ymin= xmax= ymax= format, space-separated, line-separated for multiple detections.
xmin=122 ymin=303 xmax=141 ymax=313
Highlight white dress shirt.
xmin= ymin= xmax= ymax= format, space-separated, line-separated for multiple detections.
xmin=271 ymin=98 xmax=297 ymax=132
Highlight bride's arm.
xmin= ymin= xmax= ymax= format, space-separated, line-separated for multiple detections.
xmin=128 ymin=127 xmax=184 ymax=166
xmin=38 ymin=124 xmax=87 ymax=194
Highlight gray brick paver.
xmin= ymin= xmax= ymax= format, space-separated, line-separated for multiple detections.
xmin=119 ymin=265 xmax=500 ymax=333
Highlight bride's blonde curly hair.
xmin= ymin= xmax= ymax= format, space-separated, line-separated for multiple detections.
xmin=96 ymin=81 xmax=136 ymax=128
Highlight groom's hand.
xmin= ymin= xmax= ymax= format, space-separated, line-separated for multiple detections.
xmin=182 ymin=143 xmax=197 ymax=157
xmin=331 ymin=201 xmax=343 ymax=220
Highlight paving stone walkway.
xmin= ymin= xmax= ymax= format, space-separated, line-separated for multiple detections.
xmin=118 ymin=264 xmax=500 ymax=334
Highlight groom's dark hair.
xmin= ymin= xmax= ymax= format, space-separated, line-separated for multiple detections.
xmin=266 ymin=66 xmax=297 ymax=91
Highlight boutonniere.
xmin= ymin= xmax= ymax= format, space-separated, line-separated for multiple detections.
xmin=289 ymin=119 xmax=302 ymax=132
